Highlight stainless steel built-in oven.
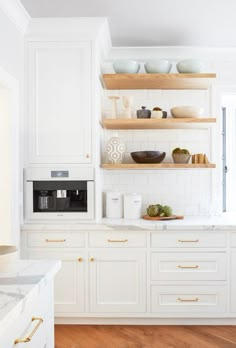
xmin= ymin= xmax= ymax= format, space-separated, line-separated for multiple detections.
xmin=24 ymin=168 xmax=94 ymax=220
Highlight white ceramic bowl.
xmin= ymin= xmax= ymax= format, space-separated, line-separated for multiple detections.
xmin=113 ymin=60 xmax=140 ymax=74
xmin=176 ymin=59 xmax=205 ymax=73
xmin=170 ymin=106 xmax=204 ymax=118
xmin=144 ymin=60 xmax=172 ymax=73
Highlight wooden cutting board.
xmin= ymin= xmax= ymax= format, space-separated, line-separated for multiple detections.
xmin=143 ymin=215 xmax=184 ymax=221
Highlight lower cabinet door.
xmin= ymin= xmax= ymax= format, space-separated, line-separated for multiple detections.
xmin=28 ymin=251 xmax=85 ymax=314
xmin=89 ymin=250 xmax=146 ymax=313
xmin=231 ymin=250 xmax=236 ymax=313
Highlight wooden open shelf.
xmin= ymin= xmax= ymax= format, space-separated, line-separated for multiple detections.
xmin=101 ymin=118 xmax=216 ymax=130
xmin=102 ymin=73 xmax=216 ymax=90
xmin=101 ymin=163 xmax=216 ymax=170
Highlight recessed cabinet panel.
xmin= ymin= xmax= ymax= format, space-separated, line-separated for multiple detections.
xmin=151 ymin=253 xmax=227 ymax=281
xmin=28 ymin=251 xmax=85 ymax=313
xmin=27 ymin=41 xmax=92 ymax=164
xmin=151 ymin=285 xmax=226 ymax=314
xmin=89 ymin=231 xmax=147 ymax=248
xmin=151 ymin=232 xmax=227 ymax=248
xmin=231 ymin=250 xmax=236 ymax=312
xmin=28 ymin=232 xmax=85 ymax=248
xmin=89 ymin=251 xmax=146 ymax=313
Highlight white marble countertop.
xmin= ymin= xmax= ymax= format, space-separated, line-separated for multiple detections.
xmin=0 ymin=260 xmax=61 ymax=337
xmin=21 ymin=214 xmax=236 ymax=231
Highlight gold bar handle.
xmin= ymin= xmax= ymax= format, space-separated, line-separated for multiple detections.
xmin=178 ymin=298 xmax=199 ymax=302
xmin=178 ymin=265 xmax=199 ymax=269
xmin=45 ymin=239 xmax=66 ymax=243
xmin=107 ymin=239 xmax=128 ymax=243
xmin=178 ymin=239 xmax=199 ymax=243
xmin=14 ymin=317 xmax=43 ymax=344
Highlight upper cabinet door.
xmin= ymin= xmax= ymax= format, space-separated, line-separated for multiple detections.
xmin=27 ymin=41 xmax=92 ymax=164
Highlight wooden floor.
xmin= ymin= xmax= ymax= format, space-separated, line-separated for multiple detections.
xmin=55 ymin=325 xmax=236 ymax=348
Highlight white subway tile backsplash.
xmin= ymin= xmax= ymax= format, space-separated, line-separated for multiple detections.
xmin=101 ymin=88 xmax=213 ymax=216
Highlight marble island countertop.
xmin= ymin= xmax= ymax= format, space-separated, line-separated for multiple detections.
xmin=21 ymin=214 xmax=236 ymax=231
xmin=0 ymin=260 xmax=60 ymax=337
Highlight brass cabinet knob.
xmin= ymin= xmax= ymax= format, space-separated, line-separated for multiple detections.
xmin=90 ymin=257 xmax=95 ymax=262
xmin=78 ymin=257 xmax=83 ymax=262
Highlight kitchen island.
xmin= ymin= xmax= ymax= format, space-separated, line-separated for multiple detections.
xmin=0 ymin=260 xmax=60 ymax=347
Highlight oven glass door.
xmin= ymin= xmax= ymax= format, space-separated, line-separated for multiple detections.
xmin=33 ymin=181 xmax=88 ymax=213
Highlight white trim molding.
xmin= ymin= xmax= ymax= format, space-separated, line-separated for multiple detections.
xmin=0 ymin=0 xmax=31 ymax=34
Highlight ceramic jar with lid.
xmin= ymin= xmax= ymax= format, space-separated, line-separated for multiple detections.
xmin=106 ymin=191 xmax=123 ymax=218
xmin=136 ymin=106 xmax=151 ymax=119
xmin=124 ymin=193 xmax=142 ymax=219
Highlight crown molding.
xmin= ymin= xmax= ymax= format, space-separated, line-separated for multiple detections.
xmin=0 ymin=0 xmax=31 ymax=34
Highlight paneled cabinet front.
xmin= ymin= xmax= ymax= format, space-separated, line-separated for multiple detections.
xmin=26 ymin=41 xmax=92 ymax=164
xmin=231 ymin=249 xmax=236 ymax=312
xmin=89 ymin=250 xmax=146 ymax=313
xmin=28 ymin=250 xmax=85 ymax=314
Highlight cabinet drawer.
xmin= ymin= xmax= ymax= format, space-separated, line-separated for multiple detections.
xmin=151 ymin=232 xmax=226 ymax=248
xmin=151 ymin=253 xmax=227 ymax=281
xmin=28 ymin=232 xmax=85 ymax=248
xmin=89 ymin=231 xmax=146 ymax=248
xmin=151 ymin=285 xmax=226 ymax=314
xmin=230 ymin=233 xmax=236 ymax=247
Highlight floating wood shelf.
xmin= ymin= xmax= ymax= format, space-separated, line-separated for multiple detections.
xmin=102 ymin=73 xmax=216 ymax=90
xmin=101 ymin=118 xmax=216 ymax=130
xmin=101 ymin=163 xmax=216 ymax=170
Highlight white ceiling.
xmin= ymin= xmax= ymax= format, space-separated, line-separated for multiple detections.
xmin=20 ymin=0 xmax=236 ymax=47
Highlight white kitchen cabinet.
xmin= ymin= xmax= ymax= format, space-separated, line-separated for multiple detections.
xmin=89 ymin=250 xmax=146 ymax=313
xmin=231 ymin=250 xmax=236 ymax=312
xmin=0 ymin=261 xmax=58 ymax=348
xmin=26 ymin=41 xmax=92 ymax=164
xmin=151 ymin=252 xmax=227 ymax=281
xmin=151 ymin=231 xmax=227 ymax=248
xmin=21 ymin=227 xmax=236 ymax=322
xmin=28 ymin=250 xmax=85 ymax=314
xmin=151 ymin=285 xmax=227 ymax=314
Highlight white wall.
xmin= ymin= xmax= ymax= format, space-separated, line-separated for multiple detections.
xmin=101 ymin=89 xmax=213 ymax=217
xmin=0 ymin=7 xmax=25 ymax=244
xmin=100 ymin=46 xmax=236 ymax=218
xmin=0 ymin=8 xmax=24 ymax=80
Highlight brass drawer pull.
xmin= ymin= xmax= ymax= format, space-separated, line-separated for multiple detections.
xmin=78 ymin=257 xmax=83 ymax=262
xmin=45 ymin=239 xmax=66 ymax=243
xmin=178 ymin=239 xmax=199 ymax=243
xmin=178 ymin=265 xmax=199 ymax=269
xmin=90 ymin=257 xmax=95 ymax=262
xmin=14 ymin=317 xmax=43 ymax=344
xmin=178 ymin=297 xmax=199 ymax=303
xmin=107 ymin=239 xmax=128 ymax=243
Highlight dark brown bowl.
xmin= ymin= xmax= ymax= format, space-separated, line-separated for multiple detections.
xmin=131 ymin=151 xmax=166 ymax=164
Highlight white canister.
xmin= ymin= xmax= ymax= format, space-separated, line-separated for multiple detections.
xmin=106 ymin=191 xmax=123 ymax=218
xmin=124 ymin=194 xmax=142 ymax=219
